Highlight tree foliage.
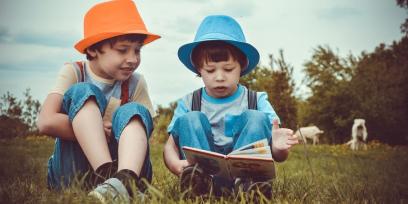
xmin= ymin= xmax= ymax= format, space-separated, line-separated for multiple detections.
xmin=349 ymin=37 xmax=408 ymax=144
xmin=300 ymin=37 xmax=408 ymax=144
xmin=300 ymin=46 xmax=356 ymax=143
xmin=397 ymin=0 xmax=408 ymax=34
xmin=0 ymin=89 xmax=40 ymax=138
xmin=151 ymin=102 xmax=176 ymax=143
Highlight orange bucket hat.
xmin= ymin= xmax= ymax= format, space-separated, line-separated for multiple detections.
xmin=74 ymin=0 xmax=160 ymax=53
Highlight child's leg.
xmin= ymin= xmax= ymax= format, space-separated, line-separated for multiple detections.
xmin=171 ymin=112 xmax=215 ymax=197
xmin=111 ymin=102 xmax=153 ymax=190
xmin=117 ymin=117 xmax=147 ymax=174
xmin=48 ymin=139 xmax=92 ymax=190
xmin=170 ymin=111 xmax=214 ymax=159
xmin=48 ymin=83 xmax=110 ymax=189
xmin=231 ymin=110 xmax=272 ymax=151
xmin=229 ymin=110 xmax=273 ymax=197
xmin=72 ymin=98 xmax=112 ymax=169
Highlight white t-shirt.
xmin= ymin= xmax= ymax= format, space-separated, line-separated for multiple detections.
xmin=49 ymin=61 xmax=155 ymax=122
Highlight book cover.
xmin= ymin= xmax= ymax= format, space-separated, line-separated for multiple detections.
xmin=182 ymin=138 xmax=275 ymax=180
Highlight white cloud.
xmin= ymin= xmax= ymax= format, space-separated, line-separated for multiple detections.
xmin=0 ymin=43 xmax=79 ymax=70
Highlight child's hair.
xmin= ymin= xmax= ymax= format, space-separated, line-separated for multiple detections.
xmin=86 ymin=34 xmax=147 ymax=60
xmin=191 ymin=41 xmax=247 ymax=74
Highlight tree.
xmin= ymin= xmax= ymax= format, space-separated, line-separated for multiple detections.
xmin=301 ymin=46 xmax=356 ymax=143
xmin=301 ymin=38 xmax=408 ymax=145
xmin=0 ymin=89 xmax=40 ymax=138
xmin=0 ymin=92 xmax=22 ymax=119
xmin=397 ymin=0 xmax=408 ymax=34
xmin=349 ymin=37 xmax=408 ymax=144
xmin=21 ymin=89 xmax=41 ymax=133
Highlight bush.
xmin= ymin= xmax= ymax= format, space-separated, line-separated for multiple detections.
xmin=0 ymin=89 xmax=40 ymax=138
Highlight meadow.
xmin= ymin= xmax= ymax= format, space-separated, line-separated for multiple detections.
xmin=0 ymin=136 xmax=407 ymax=203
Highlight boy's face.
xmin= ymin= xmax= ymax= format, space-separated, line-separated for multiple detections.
xmin=198 ymin=56 xmax=241 ymax=98
xmin=88 ymin=40 xmax=143 ymax=81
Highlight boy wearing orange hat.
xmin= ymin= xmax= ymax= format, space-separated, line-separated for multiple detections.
xmin=37 ymin=0 xmax=160 ymax=202
xmin=163 ymin=15 xmax=298 ymax=199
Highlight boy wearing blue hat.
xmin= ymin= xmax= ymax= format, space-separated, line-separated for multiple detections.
xmin=163 ymin=15 xmax=299 ymax=199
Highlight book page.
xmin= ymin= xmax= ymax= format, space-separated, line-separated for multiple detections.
xmin=227 ymin=156 xmax=275 ymax=179
xmin=182 ymin=146 xmax=230 ymax=178
xmin=231 ymin=138 xmax=269 ymax=153
xmin=228 ymin=146 xmax=272 ymax=158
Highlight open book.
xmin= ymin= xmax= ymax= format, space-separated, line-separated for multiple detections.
xmin=182 ymin=138 xmax=275 ymax=180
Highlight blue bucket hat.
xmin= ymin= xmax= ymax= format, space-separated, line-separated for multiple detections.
xmin=178 ymin=15 xmax=260 ymax=76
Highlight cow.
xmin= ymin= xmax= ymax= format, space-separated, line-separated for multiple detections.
xmin=295 ymin=126 xmax=324 ymax=145
xmin=346 ymin=119 xmax=368 ymax=150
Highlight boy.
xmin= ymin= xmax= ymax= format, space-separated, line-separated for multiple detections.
xmin=163 ymin=15 xmax=299 ymax=199
xmin=37 ymin=0 xmax=160 ymax=202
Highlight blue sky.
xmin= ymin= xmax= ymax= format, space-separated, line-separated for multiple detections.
xmin=0 ymin=0 xmax=406 ymax=108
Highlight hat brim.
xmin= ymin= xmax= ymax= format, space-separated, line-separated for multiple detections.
xmin=75 ymin=30 xmax=161 ymax=53
xmin=178 ymin=40 xmax=259 ymax=76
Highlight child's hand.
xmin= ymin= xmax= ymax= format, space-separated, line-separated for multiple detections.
xmin=176 ymin=160 xmax=192 ymax=176
xmin=271 ymin=119 xmax=298 ymax=151
xmin=103 ymin=121 xmax=112 ymax=142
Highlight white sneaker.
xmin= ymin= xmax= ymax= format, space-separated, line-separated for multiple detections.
xmin=88 ymin=178 xmax=130 ymax=204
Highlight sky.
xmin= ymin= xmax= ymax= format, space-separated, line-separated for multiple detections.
xmin=0 ymin=0 xmax=406 ymax=109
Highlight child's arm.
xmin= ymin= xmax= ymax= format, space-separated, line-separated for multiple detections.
xmin=271 ymin=119 xmax=299 ymax=162
xmin=163 ymin=135 xmax=191 ymax=176
xmin=37 ymin=93 xmax=77 ymax=140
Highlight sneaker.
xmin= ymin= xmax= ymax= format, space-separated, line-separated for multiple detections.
xmin=180 ymin=164 xmax=213 ymax=197
xmin=113 ymin=169 xmax=146 ymax=197
xmin=88 ymin=178 xmax=130 ymax=204
xmin=234 ymin=178 xmax=272 ymax=200
xmin=87 ymin=161 xmax=118 ymax=189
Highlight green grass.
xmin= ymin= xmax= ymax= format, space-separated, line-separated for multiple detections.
xmin=1 ymin=136 xmax=407 ymax=203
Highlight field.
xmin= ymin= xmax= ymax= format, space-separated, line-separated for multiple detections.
xmin=0 ymin=136 xmax=407 ymax=203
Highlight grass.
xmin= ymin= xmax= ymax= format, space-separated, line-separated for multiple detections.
xmin=0 ymin=136 xmax=407 ymax=203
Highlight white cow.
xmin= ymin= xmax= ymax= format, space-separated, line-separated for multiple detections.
xmin=295 ymin=126 xmax=324 ymax=145
xmin=346 ymin=119 xmax=368 ymax=150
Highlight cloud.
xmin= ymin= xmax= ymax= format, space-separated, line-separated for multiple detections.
xmin=155 ymin=0 xmax=256 ymax=44
xmin=217 ymin=1 xmax=256 ymax=17
xmin=318 ymin=6 xmax=361 ymax=21
xmin=14 ymin=30 xmax=78 ymax=48
xmin=0 ymin=26 xmax=11 ymax=42
xmin=195 ymin=0 xmax=256 ymax=18
xmin=170 ymin=17 xmax=199 ymax=35
xmin=0 ymin=26 xmax=78 ymax=48
xmin=0 ymin=42 xmax=81 ymax=73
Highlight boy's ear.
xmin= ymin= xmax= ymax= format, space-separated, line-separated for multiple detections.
xmin=86 ymin=48 xmax=97 ymax=58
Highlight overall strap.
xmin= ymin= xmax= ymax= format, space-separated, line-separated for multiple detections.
xmin=75 ymin=61 xmax=85 ymax=82
xmin=120 ymin=79 xmax=130 ymax=105
xmin=191 ymin=88 xmax=202 ymax=111
xmin=192 ymin=88 xmax=257 ymax=111
xmin=247 ymin=89 xmax=257 ymax=110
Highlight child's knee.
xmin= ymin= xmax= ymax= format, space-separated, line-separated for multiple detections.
xmin=112 ymin=102 xmax=153 ymax=140
xmin=66 ymin=83 xmax=102 ymax=98
xmin=62 ymin=83 xmax=107 ymax=120
xmin=127 ymin=116 xmax=148 ymax=140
